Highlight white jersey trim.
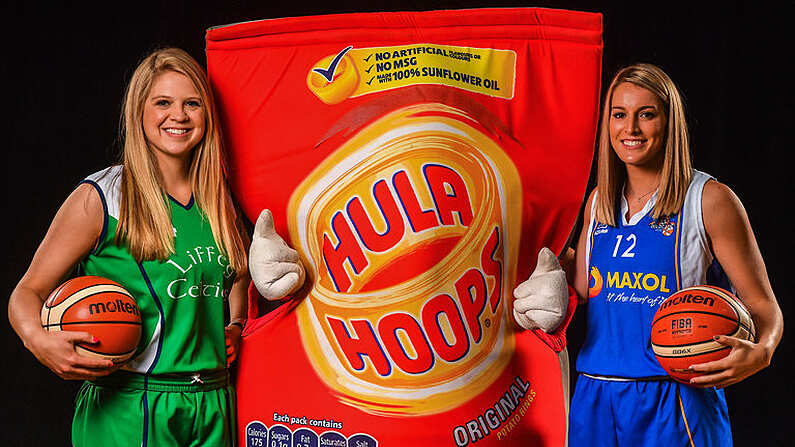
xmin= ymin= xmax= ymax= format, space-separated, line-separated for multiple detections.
xmin=620 ymin=187 xmax=658 ymax=226
xmin=85 ymin=165 xmax=122 ymax=221
xmin=678 ymin=170 xmax=714 ymax=288
xmin=124 ymin=309 xmax=163 ymax=374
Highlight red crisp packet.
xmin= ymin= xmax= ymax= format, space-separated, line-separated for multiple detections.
xmin=207 ymin=8 xmax=601 ymax=446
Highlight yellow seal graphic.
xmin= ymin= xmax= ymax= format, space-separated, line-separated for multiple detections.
xmin=287 ymin=103 xmax=522 ymax=416
xmin=307 ymin=47 xmax=360 ymax=105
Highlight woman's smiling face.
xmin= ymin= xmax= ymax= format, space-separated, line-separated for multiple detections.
xmin=609 ymin=82 xmax=667 ymax=169
xmin=142 ymin=70 xmax=206 ymax=163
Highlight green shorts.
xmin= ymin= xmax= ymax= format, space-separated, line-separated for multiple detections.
xmin=72 ymin=370 xmax=236 ymax=447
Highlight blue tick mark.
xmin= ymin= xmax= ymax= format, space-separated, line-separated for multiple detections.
xmin=312 ymin=46 xmax=354 ymax=82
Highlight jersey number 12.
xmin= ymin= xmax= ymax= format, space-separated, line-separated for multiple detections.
xmin=612 ymin=234 xmax=637 ymax=258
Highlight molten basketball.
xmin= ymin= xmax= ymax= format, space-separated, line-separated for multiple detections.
xmin=41 ymin=276 xmax=142 ymax=362
xmin=651 ymin=285 xmax=755 ymax=383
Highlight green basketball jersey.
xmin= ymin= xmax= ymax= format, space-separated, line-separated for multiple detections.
xmin=80 ymin=166 xmax=235 ymax=375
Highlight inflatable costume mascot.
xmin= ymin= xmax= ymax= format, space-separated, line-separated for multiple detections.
xmin=206 ymin=7 xmax=602 ymax=446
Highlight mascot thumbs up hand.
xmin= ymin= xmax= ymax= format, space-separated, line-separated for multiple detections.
xmin=249 ymin=209 xmax=306 ymax=300
xmin=513 ymin=247 xmax=568 ymax=332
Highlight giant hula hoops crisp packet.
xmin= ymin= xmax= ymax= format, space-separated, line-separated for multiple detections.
xmin=206 ymin=8 xmax=602 ymax=446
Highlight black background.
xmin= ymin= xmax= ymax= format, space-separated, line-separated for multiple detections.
xmin=3 ymin=1 xmax=792 ymax=445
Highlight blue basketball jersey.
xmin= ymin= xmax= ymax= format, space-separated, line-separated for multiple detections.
xmin=577 ymin=171 xmax=730 ymax=378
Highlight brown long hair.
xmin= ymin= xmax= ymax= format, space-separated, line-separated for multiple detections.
xmin=594 ymin=63 xmax=692 ymax=226
xmin=116 ymin=48 xmax=248 ymax=274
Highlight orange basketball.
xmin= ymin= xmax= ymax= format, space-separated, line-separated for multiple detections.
xmin=41 ymin=276 xmax=142 ymax=362
xmin=651 ymin=285 xmax=755 ymax=383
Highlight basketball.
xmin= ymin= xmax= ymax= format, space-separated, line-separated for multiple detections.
xmin=651 ymin=285 xmax=756 ymax=383
xmin=41 ymin=276 xmax=142 ymax=362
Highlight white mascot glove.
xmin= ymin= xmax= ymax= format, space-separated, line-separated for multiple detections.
xmin=249 ymin=209 xmax=306 ymax=300
xmin=512 ymin=247 xmax=568 ymax=332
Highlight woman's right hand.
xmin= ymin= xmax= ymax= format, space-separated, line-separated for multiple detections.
xmin=26 ymin=329 xmax=116 ymax=380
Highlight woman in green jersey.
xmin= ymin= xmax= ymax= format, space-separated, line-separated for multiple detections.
xmin=9 ymin=48 xmax=250 ymax=446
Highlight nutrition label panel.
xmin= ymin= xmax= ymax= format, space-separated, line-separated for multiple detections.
xmin=245 ymin=421 xmax=378 ymax=447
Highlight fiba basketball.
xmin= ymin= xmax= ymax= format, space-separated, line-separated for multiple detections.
xmin=651 ymin=285 xmax=756 ymax=383
xmin=40 ymin=276 xmax=142 ymax=362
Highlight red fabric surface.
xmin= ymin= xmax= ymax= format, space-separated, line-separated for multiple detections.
xmin=207 ymin=8 xmax=601 ymax=446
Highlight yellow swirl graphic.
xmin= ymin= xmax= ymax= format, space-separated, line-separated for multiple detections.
xmin=588 ymin=266 xmax=603 ymax=298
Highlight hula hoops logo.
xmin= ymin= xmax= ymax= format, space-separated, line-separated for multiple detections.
xmin=287 ymin=103 xmax=522 ymax=416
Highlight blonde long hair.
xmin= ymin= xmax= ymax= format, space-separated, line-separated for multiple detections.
xmin=594 ymin=63 xmax=692 ymax=226
xmin=116 ymin=48 xmax=248 ymax=274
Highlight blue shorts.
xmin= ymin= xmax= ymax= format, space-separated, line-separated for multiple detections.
xmin=569 ymin=374 xmax=732 ymax=447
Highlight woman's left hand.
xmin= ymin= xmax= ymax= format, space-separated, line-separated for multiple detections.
xmin=225 ymin=324 xmax=243 ymax=367
xmin=692 ymin=182 xmax=783 ymax=389
xmin=687 ymin=335 xmax=772 ymax=389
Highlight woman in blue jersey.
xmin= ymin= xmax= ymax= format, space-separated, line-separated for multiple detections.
xmin=9 ymin=48 xmax=251 ymax=446
xmin=568 ymin=63 xmax=783 ymax=446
